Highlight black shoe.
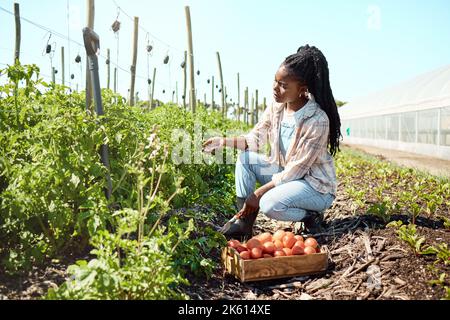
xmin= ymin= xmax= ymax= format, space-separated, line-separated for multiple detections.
xmin=303 ymin=211 xmax=324 ymax=235
xmin=222 ymin=197 xmax=257 ymax=241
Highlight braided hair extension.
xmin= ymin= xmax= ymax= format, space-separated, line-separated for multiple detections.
xmin=282 ymin=45 xmax=342 ymax=156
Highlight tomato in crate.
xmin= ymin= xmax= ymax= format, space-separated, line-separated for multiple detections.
xmin=223 ymin=232 xmax=328 ymax=282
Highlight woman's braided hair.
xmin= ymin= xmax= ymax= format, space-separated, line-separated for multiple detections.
xmin=283 ymin=44 xmax=342 ymax=156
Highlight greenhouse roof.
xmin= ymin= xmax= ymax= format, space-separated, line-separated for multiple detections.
xmin=339 ymin=64 xmax=450 ymax=119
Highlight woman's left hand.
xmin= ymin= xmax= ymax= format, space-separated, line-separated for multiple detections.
xmin=237 ymin=193 xmax=261 ymax=218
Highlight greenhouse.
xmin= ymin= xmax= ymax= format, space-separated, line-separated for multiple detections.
xmin=340 ymin=64 xmax=450 ymax=160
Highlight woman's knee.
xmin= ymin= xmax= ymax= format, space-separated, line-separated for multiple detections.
xmin=260 ymin=195 xmax=307 ymax=222
xmin=259 ymin=194 xmax=273 ymax=216
xmin=259 ymin=194 xmax=285 ymax=219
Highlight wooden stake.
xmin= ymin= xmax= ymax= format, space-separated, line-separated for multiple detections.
xmin=216 ymin=52 xmax=225 ymax=117
xmin=237 ymin=73 xmax=240 ymax=122
xmin=61 ymin=46 xmax=65 ymax=86
xmin=147 ymin=80 xmax=151 ymax=110
xmin=255 ymin=89 xmax=259 ymax=124
xmin=176 ymin=81 xmax=179 ymax=105
xmin=85 ymin=0 xmax=94 ymax=110
xmin=114 ymin=67 xmax=117 ymax=93
xmin=183 ymin=51 xmax=187 ymax=110
xmin=251 ymin=93 xmax=255 ymax=126
xmin=211 ymin=76 xmax=215 ymax=111
xmin=52 ymin=67 xmax=56 ymax=84
xmin=224 ymin=86 xmax=228 ymax=118
xmin=150 ymin=67 xmax=156 ymax=109
xmin=107 ymin=48 xmax=110 ymax=90
xmin=14 ymin=3 xmax=21 ymax=63
xmin=185 ymin=6 xmax=196 ymax=113
xmin=129 ymin=17 xmax=139 ymax=106
xmin=245 ymin=87 xmax=249 ymax=125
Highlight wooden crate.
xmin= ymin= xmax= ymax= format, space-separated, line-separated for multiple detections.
xmin=221 ymin=247 xmax=329 ymax=282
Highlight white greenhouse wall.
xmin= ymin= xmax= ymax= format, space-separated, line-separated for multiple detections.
xmin=341 ymin=106 xmax=450 ymax=161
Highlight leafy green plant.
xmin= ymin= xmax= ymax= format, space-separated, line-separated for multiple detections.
xmin=429 ymin=273 xmax=447 ymax=286
xmin=1 ymin=63 xmax=244 ymax=277
xmin=46 ymin=228 xmax=189 ymax=300
xmin=46 ymin=130 xmax=188 ymax=300
xmin=438 ymin=215 xmax=450 ymax=230
xmin=387 ymin=221 xmax=425 ymax=254
xmin=428 ymin=273 xmax=450 ymax=300
xmin=421 ymin=243 xmax=450 ymax=265
xmin=367 ymin=202 xmax=391 ymax=223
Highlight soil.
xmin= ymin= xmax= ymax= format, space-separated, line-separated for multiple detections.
xmin=0 ymin=254 xmax=84 ymax=300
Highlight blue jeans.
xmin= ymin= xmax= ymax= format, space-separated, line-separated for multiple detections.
xmin=235 ymin=151 xmax=335 ymax=222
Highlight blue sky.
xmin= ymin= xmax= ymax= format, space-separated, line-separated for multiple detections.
xmin=1 ymin=0 xmax=450 ymax=106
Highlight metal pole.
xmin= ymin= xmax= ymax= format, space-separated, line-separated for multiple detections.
xmin=85 ymin=0 xmax=95 ymax=111
xmin=83 ymin=27 xmax=112 ymax=200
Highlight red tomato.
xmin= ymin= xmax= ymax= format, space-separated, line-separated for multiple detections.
xmin=246 ymin=238 xmax=262 ymax=250
xmin=240 ymin=251 xmax=251 ymax=260
xmin=251 ymin=247 xmax=263 ymax=259
xmin=273 ymin=239 xmax=284 ymax=250
xmin=236 ymin=245 xmax=248 ymax=253
xmin=282 ymin=236 xmax=297 ymax=249
xmin=292 ymin=245 xmax=305 ymax=255
xmin=256 ymin=232 xmax=273 ymax=244
xmin=304 ymin=238 xmax=318 ymax=249
xmin=227 ymin=240 xmax=240 ymax=249
xmin=304 ymin=246 xmax=316 ymax=255
xmin=282 ymin=248 xmax=293 ymax=256
xmin=284 ymin=231 xmax=295 ymax=238
xmin=273 ymin=230 xmax=286 ymax=242
xmin=263 ymin=254 xmax=273 ymax=258
xmin=294 ymin=241 xmax=305 ymax=249
xmin=274 ymin=250 xmax=286 ymax=258
xmin=262 ymin=242 xmax=276 ymax=254
xmin=294 ymin=235 xmax=304 ymax=242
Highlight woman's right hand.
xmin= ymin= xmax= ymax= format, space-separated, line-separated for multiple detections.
xmin=202 ymin=137 xmax=225 ymax=154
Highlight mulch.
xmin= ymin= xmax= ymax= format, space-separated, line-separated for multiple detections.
xmin=183 ymin=192 xmax=449 ymax=300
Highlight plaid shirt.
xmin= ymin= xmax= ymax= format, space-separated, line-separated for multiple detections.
xmin=242 ymin=99 xmax=337 ymax=196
